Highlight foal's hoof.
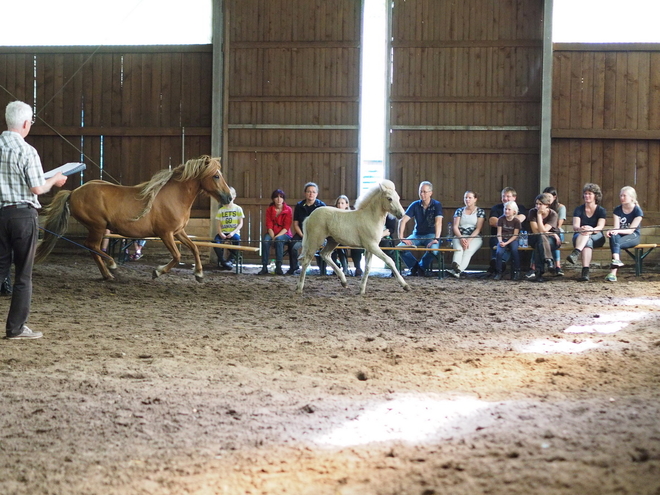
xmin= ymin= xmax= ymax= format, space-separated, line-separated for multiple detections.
xmin=194 ymin=274 xmax=204 ymax=283
xmin=403 ymin=283 xmax=411 ymax=291
xmin=341 ymin=280 xmax=348 ymax=288
xmin=152 ymin=269 xmax=160 ymax=279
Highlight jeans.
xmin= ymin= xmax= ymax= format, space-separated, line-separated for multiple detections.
xmin=214 ymin=233 xmax=240 ymax=262
xmin=261 ymin=233 xmax=291 ymax=265
xmin=609 ymin=232 xmax=640 ymax=255
xmin=530 ymin=234 xmax=559 ymax=272
xmin=495 ymin=239 xmax=520 ymax=272
xmin=397 ymin=233 xmax=439 ymax=270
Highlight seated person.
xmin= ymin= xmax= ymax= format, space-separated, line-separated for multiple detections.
xmin=488 ymin=187 xmax=527 ymax=274
xmin=448 ymin=190 xmax=485 ymax=278
xmin=397 ymin=181 xmax=443 ymax=277
xmin=528 ymin=193 xmax=561 ymax=283
xmin=288 ymin=182 xmax=326 ymax=275
xmin=565 ymin=183 xmax=607 ymax=282
xmin=605 ymin=186 xmax=643 ymax=282
xmin=258 ymin=189 xmax=293 ymax=275
xmin=214 ymin=187 xmax=244 ymax=270
xmin=330 ymin=195 xmax=364 ymax=276
xmin=494 ymin=201 xmax=521 ymax=280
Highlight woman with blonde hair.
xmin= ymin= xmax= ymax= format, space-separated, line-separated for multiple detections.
xmin=605 ymin=186 xmax=643 ymax=282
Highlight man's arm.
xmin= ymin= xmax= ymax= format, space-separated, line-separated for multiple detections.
xmin=30 ymin=173 xmax=67 ymax=195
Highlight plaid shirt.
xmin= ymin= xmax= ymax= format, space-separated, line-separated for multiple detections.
xmin=0 ymin=130 xmax=44 ymax=208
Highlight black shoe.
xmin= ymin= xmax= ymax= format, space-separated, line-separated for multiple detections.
xmin=354 ymin=267 xmax=363 ymax=277
xmin=566 ymin=249 xmax=580 ymax=265
xmin=524 ymin=270 xmax=536 ymax=281
xmin=493 ymin=273 xmax=503 ymax=281
xmin=555 ymin=267 xmax=564 ymax=277
xmin=545 ymin=258 xmax=555 ymax=272
xmin=257 ymin=267 xmax=269 ymax=275
xmin=512 ymin=270 xmax=522 ymax=281
xmin=275 ymin=266 xmax=284 ymax=275
xmin=1 ymin=276 xmax=12 ymax=295
xmin=535 ymin=275 xmax=546 ymax=283
xmin=219 ymin=261 xmax=233 ymax=271
xmin=286 ymin=266 xmax=298 ymax=276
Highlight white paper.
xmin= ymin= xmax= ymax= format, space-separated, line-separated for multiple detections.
xmin=44 ymin=162 xmax=86 ymax=179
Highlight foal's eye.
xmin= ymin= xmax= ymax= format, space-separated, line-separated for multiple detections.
xmin=213 ymin=174 xmax=220 ymax=179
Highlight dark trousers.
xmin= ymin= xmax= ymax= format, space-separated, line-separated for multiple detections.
xmin=0 ymin=208 xmax=38 ymax=337
xmin=214 ymin=233 xmax=240 ymax=262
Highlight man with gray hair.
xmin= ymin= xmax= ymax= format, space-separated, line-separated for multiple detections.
xmin=397 ymin=180 xmax=443 ymax=276
xmin=0 ymin=101 xmax=67 ymax=339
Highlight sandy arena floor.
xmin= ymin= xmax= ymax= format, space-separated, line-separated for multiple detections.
xmin=1 ymin=251 xmax=659 ymax=495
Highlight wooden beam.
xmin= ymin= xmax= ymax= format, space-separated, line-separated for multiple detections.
xmin=552 ymin=129 xmax=660 ymax=140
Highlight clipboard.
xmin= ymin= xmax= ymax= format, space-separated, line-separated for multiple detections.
xmin=44 ymin=162 xmax=86 ymax=179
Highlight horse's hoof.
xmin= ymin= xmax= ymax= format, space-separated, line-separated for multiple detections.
xmin=341 ymin=281 xmax=348 ymax=288
xmin=152 ymin=270 xmax=160 ymax=279
xmin=194 ymin=274 xmax=204 ymax=283
xmin=403 ymin=284 xmax=411 ymax=291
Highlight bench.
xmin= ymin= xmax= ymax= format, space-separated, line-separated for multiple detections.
xmin=496 ymin=243 xmax=657 ymax=276
xmin=103 ymin=234 xmax=259 ymax=274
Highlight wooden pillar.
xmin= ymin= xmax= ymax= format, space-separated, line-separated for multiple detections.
xmin=540 ymin=0 xmax=554 ymax=190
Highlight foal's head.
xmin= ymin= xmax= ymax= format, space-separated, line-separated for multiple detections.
xmin=355 ymin=180 xmax=405 ymax=219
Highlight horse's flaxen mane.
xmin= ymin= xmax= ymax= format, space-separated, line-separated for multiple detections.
xmin=354 ymin=179 xmax=396 ymax=210
xmin=133 ymin=155 xmax=220 ymax=220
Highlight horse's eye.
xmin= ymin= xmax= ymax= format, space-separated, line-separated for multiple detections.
xmin=214 ymin=174 xmax=220 ymax=179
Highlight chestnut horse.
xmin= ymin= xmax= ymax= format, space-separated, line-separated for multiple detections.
xmin=36 ymin=155 xmax=232 ymax=282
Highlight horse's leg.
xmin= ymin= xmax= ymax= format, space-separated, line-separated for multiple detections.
xmin=368 ymin=245 xmax=410 ymax=293
xmin=84 ymin=229 xmax=116 ymax=280
xmin=320 ymin=240 xmax=347 ymax=288
xmin=296 ymin=237 xmax=320 ymax=294
xmin=358 ymin=251 xmax=373 ymax=295
xmin=153 ymin=233 xmax=182 ymax=279
xmin=175 ymin=231 xmax=204 ymax=282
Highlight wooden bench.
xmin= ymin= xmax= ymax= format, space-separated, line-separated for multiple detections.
xmin=337 ymin=244 xmax=458 ymax=279
xmin=497 ymin=243 xmax=657 ymax=276
xmin=104 ymin=234 xmax=259 ymax=274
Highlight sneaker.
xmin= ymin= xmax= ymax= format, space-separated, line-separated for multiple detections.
xmin=493 ymin=273 xmax=503 ymax=281
xmin=6 ymin=326 xmax=43 ymax=340
xmin=275 ymin=267 xmax=284 ymax=276
xmin=524 ymin=270 xmax=536 ymax=281
xmin=219 ymin=261 xmax=233 ymax=271
xmin=566 ymin=249 xmax=580 ymax=265
xmin=555 ymin=267 xmax=564 ymax=277
xmin=610 ymin=259 xmax=624 ymax=268
xmin=451 ymin=261 xmax=461 ymax=273
xmin=446 ymin=268 xmax=460 ymax=279
xmin=286 ymin=267 xmax=299 ymax=276
xmin=512 ymin=271 xmax=522 ymax=281
xmin=605 ymin=273 xmax=617 ymax=282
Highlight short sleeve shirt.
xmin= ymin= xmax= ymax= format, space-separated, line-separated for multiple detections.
xmin=0 ymin=130 xmax=45 ymax=208
xmin=293 ymin=199 xmax=326 ymax=234
xmin=497 ymin=216 xmax=521 ymax=239
xmin=216 ymin=203 xmax=244 ymax=233
xmin=613 ymin=204 xmax=643 ymax=235
xmin=573 ymin=204 xmax=607 ymax=229
xmin=405 ymin=199 xmax=443 ymax=236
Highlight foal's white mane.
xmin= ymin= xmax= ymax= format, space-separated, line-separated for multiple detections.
xmin=354 ymin=179 xmax=396 ymax=210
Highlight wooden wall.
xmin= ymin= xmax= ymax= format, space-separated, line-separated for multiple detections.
xmin=224 ymin=0 xmax=362 ymax=246
xmin=552 ymin=43 xmax=660 ymax=234
xmin=0 ymin=46 xmax=213 ymax=213
xmin=389 ymin=0 xmax=544 ymax=222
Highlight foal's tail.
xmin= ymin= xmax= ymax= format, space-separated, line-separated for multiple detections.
xmin=35 ymin=190 xmax=72 ymax=263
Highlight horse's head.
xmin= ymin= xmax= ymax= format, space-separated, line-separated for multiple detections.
xmin=379 ymin=180 xmax=406 ymax=219
xmin=196 ymin=156 xmax=233 ymax=205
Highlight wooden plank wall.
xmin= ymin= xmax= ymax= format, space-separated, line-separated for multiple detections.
xmin=390 ymin=0 xmax=543 ymax=226
xmin=0 ymin=46 xmax=213 ymax=213
xmin=225 ymin=0 xmax=361 ymax=247
xmin=552 ymin=43 xmax=660 ymax=235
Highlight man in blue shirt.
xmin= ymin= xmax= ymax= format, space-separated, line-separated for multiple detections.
xmin=397 ymin=181 xmax=443 ymax=276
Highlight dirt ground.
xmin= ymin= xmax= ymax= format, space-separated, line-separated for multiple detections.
xmin=1 ymin=250 xmax=660 ymax=495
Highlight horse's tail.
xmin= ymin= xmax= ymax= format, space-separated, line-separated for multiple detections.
xmin=35 ymin=190 xmax=72 ymax=263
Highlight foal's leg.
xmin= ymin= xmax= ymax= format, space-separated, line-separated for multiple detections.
xmin=84 ymin=229 xmax=116 ymax=280
xmin=358 ymin=251 xmax=373 ymax=295
xmin=320 ymin=239 xmax=348 ymax=288
xmin=154 ymin=233 xmax=182 ymax=279
xmin=175 ymin=231 xmax=204 ymax=282
xmin=296 ymin=235 xmax=324 ymax=294
xmin=364 ymin=244 xmax=410 ymax=294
